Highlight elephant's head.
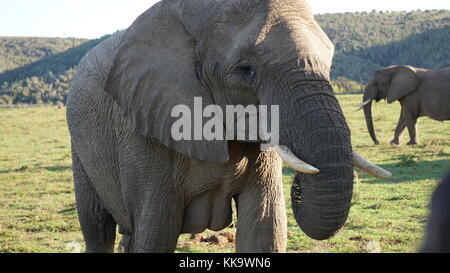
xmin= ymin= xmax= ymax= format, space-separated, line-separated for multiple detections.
xmin=105 ymin=0 xmax=390 ymax=241
xmin=361 ymin=65 xmax=420 ymax=145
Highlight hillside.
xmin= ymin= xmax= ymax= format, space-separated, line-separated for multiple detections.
xmin=316 ymin=10 xmax=450 ymax=81
xmin=0 ymin=10 xmax=449 ymax=105
xmin=0 ymin=36 xmax=109 ymax=104
xmin=0 ymin=37 xmax=88 ymax=74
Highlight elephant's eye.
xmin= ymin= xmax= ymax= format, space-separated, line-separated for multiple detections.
xmin=237 ymin=64 xmax=254 ymax=75
xmin=234 ymin=61 xmax=256 ymax=87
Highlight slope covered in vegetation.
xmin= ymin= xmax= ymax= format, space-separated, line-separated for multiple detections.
xmin=317 ymin=10 xmax=450 ymax=81
xmin=0 ymin=37 xmax=88 ymax=73
xmin=0 ymin=36 xmax=108 ymax=104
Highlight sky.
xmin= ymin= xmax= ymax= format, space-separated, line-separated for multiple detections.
xmin=1 ymin=0 xmax=449 ymax=39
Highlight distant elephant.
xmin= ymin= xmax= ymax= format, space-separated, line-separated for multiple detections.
xmin=360 ymin=65 xmax=450 ymax=145
xmin=66 ymin=0 xmax=390 ymax=253
xmin=421 ymin=169 xmax=450 ymax=253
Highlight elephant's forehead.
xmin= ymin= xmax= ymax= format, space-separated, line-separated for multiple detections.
xmin=212 ymin=0 xmax=334 ymax=75
xmin=227 ymin=13 xmax=333 ymax=61
xmin=217 ymin=0 xmax=329 ymax=47
xmin=252 ymin=23 xmax=334 ymax=73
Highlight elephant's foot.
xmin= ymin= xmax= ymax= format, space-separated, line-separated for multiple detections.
xmin=390 ymin=139 xmax=400 ymax=145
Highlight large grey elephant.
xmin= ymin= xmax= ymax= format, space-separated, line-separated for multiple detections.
xmin=360 ymin=65 xmax=450 ymax=145
xmin=66 ymin=0 xmax=390 ymax=253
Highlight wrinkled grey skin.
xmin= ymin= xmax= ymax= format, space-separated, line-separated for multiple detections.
xmin=421 ymin=169 xmax=450 ymax=253
xmin=67 ymin=0 xmax=354 ymax=253
xmin=363 ymin=65 xmax=450 ymax=145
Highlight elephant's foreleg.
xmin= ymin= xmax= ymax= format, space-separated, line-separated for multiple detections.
xmin=391 ymin=112 xmax=407 ymax=145
xmin=405 ymin=112 xmax=419 ymax=145
xmin=407 ymin=123 xmax=419 ymax=145
xmin=72 ymin=151 xmax=117 ymax=253
xmin=126 ymin=188 xmax=183 ymax=253
xmin=235 ymin=152 xmax=287 ymax=253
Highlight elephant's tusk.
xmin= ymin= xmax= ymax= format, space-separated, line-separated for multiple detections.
xmin=355 ymin=99 xmax=372 ymax=111
xmin=272 ymin=145 xmax=320 ymax=174
xmin=353 ymin=151 xmax=392 ymax=178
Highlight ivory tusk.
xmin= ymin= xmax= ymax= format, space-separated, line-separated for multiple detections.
xmin=353 ymin=151 xmax=392 ymax=178
xmin=272 ymin=145 xmax=320 ymax=174
xmin=355 ymin=99 xmax=372 ymax=111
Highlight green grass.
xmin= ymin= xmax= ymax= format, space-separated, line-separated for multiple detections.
xmin=0 ymin=94 xmax=449 ymax=253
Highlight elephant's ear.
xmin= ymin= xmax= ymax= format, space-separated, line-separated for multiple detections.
xmin=387 ymin=66 xmax=420 ymax=104
xmin=105 ymin=0 xmax=228 ymax=163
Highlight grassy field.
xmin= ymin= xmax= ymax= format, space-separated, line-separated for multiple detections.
xmin=0 ymin=94 xmax=449 ymax=253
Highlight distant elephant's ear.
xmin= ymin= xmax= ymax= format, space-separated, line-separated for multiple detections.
xmin=105 ymin=1 xmax=228 ymax=163
xmin=387 ymin=66 xmax=420 ymax=104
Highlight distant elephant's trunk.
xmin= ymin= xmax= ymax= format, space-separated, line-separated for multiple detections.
xmin=279 ymin=81 xmax=354 ymax=240
xmin=362 ymin=88 xmax=379 ymax=145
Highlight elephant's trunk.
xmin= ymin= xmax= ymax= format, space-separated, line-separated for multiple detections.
xmin=362 ymin=93 xmax=379 ymax=145
xmin=279 ymin=81 xmax=354 ymax=240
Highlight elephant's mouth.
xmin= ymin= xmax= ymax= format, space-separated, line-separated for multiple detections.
xmin=270 ymin=145 xmax=391 ymax=178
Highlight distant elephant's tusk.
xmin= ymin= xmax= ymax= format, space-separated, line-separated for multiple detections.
xmin=272 ymin=145 xmax=320 ymax=174
xmin=353 ymin=151 xmax=392 ymax=178
xmin=355 ymin=99 xmax=372 ymax=111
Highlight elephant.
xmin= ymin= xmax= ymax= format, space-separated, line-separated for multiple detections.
xmin=359 ymin=65 xmax=450 ymax=145
xmin=66 ymin=0 xmax=391 ymax=253
xmin=421 ymin=169 xmax=450 ymax=253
